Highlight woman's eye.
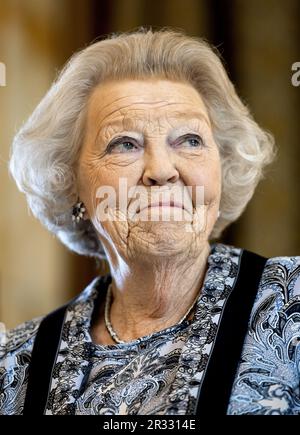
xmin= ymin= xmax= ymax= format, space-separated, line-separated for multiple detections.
xmin=105 ymin=134 xmax=204 ymax=153
xmin=180 ymin=134 xmax=204 ymax=148
xmin=186 ymin=137 xmax=201 ymax=147
xmin=106 ymin=138 xmax=139 ymax=153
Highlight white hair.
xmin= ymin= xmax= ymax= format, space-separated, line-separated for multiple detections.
xmin=9 ymin=27 xmax=276 ymax=259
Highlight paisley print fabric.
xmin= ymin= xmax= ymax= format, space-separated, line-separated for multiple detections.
xmin=0 ymin=243 xmax=299 ymax=415
xmin=228 ymin=256 xmax=300 ymax=414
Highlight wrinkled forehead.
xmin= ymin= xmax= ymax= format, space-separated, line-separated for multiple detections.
xmin=86 ymin=79 xmax=211 ymax=131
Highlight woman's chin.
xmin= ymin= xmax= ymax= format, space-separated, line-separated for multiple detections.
xmin=127 ymin=222 xmax=198 ymax=259
xmin=133 ymin=219 xmax=194 ymax=234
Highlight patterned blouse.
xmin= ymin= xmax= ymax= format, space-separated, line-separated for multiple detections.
xmin=0 ymin=243 xmax=300 ymax=415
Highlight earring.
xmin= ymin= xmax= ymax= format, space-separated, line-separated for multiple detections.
xmin=72 ymin=201 xmax=86 ymax=223
xmin=217 ymin=210 xmax=221 ymax=219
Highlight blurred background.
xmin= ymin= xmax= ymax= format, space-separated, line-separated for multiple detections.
xmin=0 ymin=0 xmax=299 ymax=328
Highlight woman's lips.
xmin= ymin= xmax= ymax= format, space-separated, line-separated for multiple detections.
xmin=138 ymin=201 xmax=185 ymax=213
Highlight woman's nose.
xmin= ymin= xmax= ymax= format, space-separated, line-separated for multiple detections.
xmin=142 ymin=147 xmax=179 ymax=186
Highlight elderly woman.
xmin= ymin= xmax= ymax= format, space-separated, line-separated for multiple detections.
xmin=1 ymin=28 xmax=300 ymax=416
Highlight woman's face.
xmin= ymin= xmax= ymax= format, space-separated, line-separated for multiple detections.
xmin=77 ymin=79 xmax=221 ymax=261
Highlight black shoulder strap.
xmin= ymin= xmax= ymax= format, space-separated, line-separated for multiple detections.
xmin=23 ymin=304 xmax=68 ymax=415
xmin=195 ymin=249 xmax=268 ymax=416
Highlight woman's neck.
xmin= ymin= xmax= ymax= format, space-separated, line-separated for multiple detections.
xmin=91 ymin=242 xmax=211 ymax=344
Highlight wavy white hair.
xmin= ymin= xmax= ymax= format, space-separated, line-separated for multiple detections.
xmin=9 ymin=27 xmax=276 ymax=259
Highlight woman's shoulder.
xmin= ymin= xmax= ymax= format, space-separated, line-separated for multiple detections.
xmin=229 ymin=251 xmax=300 ymax=414
xmin=249 ymin=253 xmax=300 ymax=326
xmin=216 ymin=243 xmax=300 ymax=300
xmin=262 ymin=254 xmax=300 ymax=297
xmin=265 ymin=252 xmax=300 ymax=275
xmin=0 ymin=317 xmax=42 ymax=415
xmin=266 ymin=253 xmax=300 ymax=265
xmin=0 ymin=276 xmax=101 ymax=361
xmin=0 ymin=316 xmax=42 ymax=359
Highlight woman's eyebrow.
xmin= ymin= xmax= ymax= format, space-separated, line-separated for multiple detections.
xmin=97 ymin=110 xmax=211 ymax=135
xmin=169 ymin=111 xmax=211 ymax=127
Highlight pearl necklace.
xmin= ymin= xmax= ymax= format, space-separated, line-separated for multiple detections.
xmin=104 ymin=282 xmax=199 ymax=344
